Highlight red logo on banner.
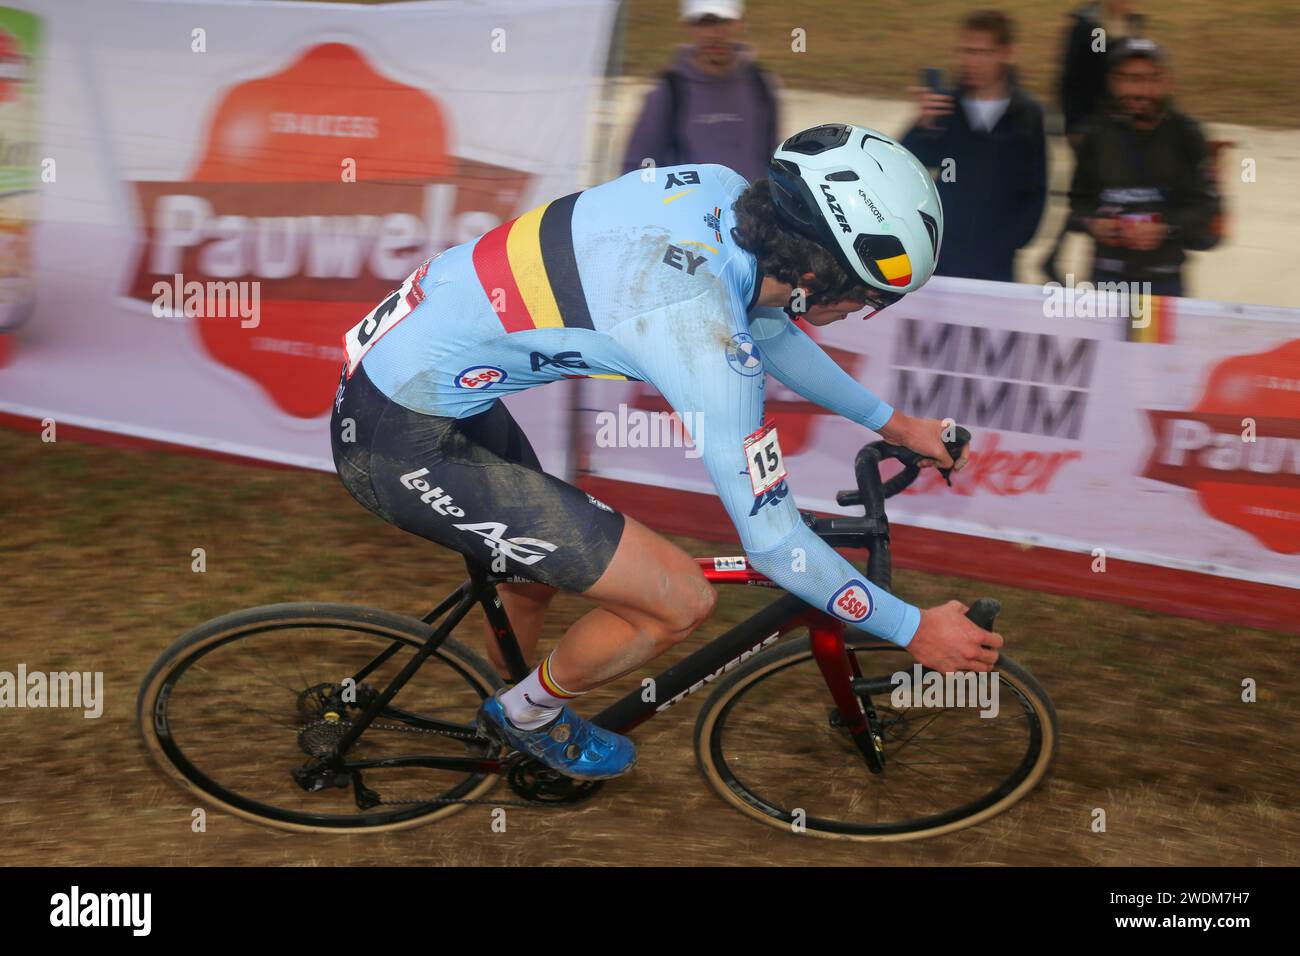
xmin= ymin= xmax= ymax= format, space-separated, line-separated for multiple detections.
xmin=0 ymin=29 xmax=25 ymax=104
xmin=1142 ymin=339 xmax=1300 ymax=553
xmin=124 ymin=42 xmax=533 ymax=417
xmin=905 ymin=432 xmax=1081 ymax=496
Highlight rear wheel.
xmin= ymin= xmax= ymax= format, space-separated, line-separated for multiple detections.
xmin=137 ymin=602 xmax=504 ymax=833
xmin=695 ymin=635 xmax=1058 ymax=841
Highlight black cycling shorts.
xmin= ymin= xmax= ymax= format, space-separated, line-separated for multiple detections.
xmin=330 ymin=364 xmax=625 ymax=593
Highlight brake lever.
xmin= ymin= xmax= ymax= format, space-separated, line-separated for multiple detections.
xmin=934 ymin=426 xmax=972 ymax=487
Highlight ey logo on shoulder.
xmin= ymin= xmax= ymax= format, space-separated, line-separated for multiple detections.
xmin=827 ymin=580 xmax=874 ymax=623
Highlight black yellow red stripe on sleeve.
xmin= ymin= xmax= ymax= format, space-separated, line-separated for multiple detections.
xmin=471 ymin=192 xmax=595 ymax=333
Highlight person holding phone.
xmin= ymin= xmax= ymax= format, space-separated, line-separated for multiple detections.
xmin=899 ymin=9 xmax=1047 ymax=283
xmin=1067 ymin=37 xmax=1221 ymax=302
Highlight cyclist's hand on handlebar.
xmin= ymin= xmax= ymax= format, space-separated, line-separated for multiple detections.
xmin=909 ymin=600 xmax=1003 ymax=672
xmin=878 ymin=413 xmax=969 ymax=471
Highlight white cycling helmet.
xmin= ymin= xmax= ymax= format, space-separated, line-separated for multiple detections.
xmin=767 ymin=123 xmax=943 ymax=309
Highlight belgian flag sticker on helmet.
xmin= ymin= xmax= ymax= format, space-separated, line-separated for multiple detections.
xmin=875 ymin=253 xmax=913 ymax=287
xmin=853 ymin=233 xmax=912 ymax=288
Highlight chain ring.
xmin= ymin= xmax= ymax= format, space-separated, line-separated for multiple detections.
xmin=506 ymin=757 xmax=605 ymax=805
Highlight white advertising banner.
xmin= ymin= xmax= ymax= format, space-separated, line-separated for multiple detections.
xmin=582 ymin=277 xmax=1300 ymax=591
xmin=0 ymin=0 xmax=619 ymax=470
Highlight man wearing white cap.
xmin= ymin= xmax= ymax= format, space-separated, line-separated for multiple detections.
xmin=621 ymin=0 xmax=781 ymax=183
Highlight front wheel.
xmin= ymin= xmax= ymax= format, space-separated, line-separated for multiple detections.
xmin=694 ymin=635 xmax=1058 ymax=841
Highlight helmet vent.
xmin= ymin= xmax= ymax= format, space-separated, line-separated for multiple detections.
xmin=919 ymin=210 xmax=940 ymax=255
xmin=782 ymin=124 xmax=851 ymax=155
xmin=858 ymin=132 xmax=888 ymax=171
xmin=824 ymin=170 xmax=859 ymax=182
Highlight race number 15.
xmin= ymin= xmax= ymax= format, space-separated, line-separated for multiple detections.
xmin=744 ymin=421 xmax=787 ymax=496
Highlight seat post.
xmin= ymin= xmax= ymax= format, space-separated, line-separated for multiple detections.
xmin=465 ymin=557 xmax=532 ymax=683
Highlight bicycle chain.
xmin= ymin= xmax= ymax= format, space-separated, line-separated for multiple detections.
xmin=352 ymin=719 xmax=564 ymax=809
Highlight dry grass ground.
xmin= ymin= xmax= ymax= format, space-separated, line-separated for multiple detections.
xmin=2 ymin=428 xmax=1295 ymax=866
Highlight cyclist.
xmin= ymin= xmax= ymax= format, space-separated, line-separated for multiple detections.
xmin=332 ymin=123 xmax=1001 ymax=781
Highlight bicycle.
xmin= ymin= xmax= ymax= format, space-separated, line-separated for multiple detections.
xmin=137 ymin=430 xmax=1058 ymax=841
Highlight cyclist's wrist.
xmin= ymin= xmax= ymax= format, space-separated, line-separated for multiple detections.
xmin=865 ymin=400 xmax=895 ymax=434
xmin=877 ymin=409 xmax=906 ymax=444
xmin=891 ymin=604 xmax=921 ymax=647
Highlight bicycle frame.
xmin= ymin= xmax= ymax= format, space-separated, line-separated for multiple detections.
xmin=590 ymin=560 xmax=867 ymax=741
xmin=320 ymin=437 xmax=953 ymax=781
xmin=323 ymin=532 xmax=890 ymax=782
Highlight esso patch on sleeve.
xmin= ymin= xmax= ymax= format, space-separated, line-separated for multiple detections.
xmin=827 ymin=580 xmax=874 ymax=623
xmin=743 ymin=421 xmax=787 ymax=496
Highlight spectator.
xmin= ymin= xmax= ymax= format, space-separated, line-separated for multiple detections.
xmin=900 ymin=9 xmax=1047 ymax=283
xmin=1068 ymin=38 xmax=1221 ymax=299
xmin=620 ymin=0 xmax=780 ymax=183
xmin=1041 ymin=1 xmax=1143 ymax=284
xmin=1059 ymin=0 xmax=1145 ymax=148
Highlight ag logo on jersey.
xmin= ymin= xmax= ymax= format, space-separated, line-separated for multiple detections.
xmin=726 ymin=332 xmax=763 ymax=377
xmin=531 ymin=351 xmax=589 ymax=372
xmin=453 ymin=521 xmax=557 ymax=566
xmin=748 ymin=479 xmax=789 ymax=516
xmin=455 ymin=365 xmax=507 ymax=389
xmin=827 ymin=580 xmax=874 ymax=623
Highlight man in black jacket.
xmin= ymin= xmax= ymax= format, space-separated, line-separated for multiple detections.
xmin=1069 ymin=38 xmax=1220 ymax=298
xmin=1058 ymin=0 xmax=1144 ymax=148
xmin=901 ymin=9 xmax=1047 ymax=283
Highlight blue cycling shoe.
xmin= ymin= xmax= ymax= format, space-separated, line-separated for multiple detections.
xmin=476 ymin=690 xmax=637 ymax=780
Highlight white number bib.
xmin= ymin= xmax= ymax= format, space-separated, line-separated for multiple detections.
xmin=342 ymin=256 xmax=435 ymax=378
xmin=744 ymin=421 xmax=787 ymax=496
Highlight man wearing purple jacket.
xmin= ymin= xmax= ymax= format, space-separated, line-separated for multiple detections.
xmin=621 ymin=0 xmax=781 ymax=184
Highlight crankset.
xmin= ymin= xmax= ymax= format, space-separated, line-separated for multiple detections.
xmin=506 ymin=756 xmax=604 ymax=804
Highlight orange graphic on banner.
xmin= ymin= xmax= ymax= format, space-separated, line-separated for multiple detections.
xmin=1142 ymin=339 xmax=1300 ymax=553
xmin=125 ymin=42 xmax=533 ymax=417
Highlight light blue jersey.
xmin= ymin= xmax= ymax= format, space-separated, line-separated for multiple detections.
xmin=342 ymin=164 xmax=920 ymax=645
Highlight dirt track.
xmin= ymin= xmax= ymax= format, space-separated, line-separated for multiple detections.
xmin=2 ymin=429 xmax=1296 ymax=866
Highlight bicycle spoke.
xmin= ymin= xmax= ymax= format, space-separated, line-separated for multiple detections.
xmin=143 ymin=612 xmax=501 ymax=829
xmin=705 ymin=644 xmax=1051 ymax=834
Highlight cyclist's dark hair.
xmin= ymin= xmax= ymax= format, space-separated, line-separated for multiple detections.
xmin=730 ymin=180 xmax=872 ymax=305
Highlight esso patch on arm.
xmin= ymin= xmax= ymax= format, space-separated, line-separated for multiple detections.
xmin=827 ymin=580 xmax=874 ymax=623
xmin=455 ymin=365 xmax=508 ymax=389
xmin=743 ymin=421 xmax=787 ymax=496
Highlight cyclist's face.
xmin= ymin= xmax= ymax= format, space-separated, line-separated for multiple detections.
xmin=801 ymin=297 xmax=873 ymax=326
xmin=794 ymin=280 xmax=904 ymax=325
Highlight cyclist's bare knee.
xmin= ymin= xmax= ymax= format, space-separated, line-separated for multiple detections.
xmin=663 ymin=568 xmax=716 ymax=634
xmin=585 ymin=517 xmax=715 ymax=640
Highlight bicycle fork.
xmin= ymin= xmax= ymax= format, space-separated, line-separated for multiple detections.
xmin=809 ymin=620 xmax=886 ymax=773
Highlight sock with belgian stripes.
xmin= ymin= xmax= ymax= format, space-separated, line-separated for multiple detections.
xmin=500 ymin=652 xmax=582 ymax=730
